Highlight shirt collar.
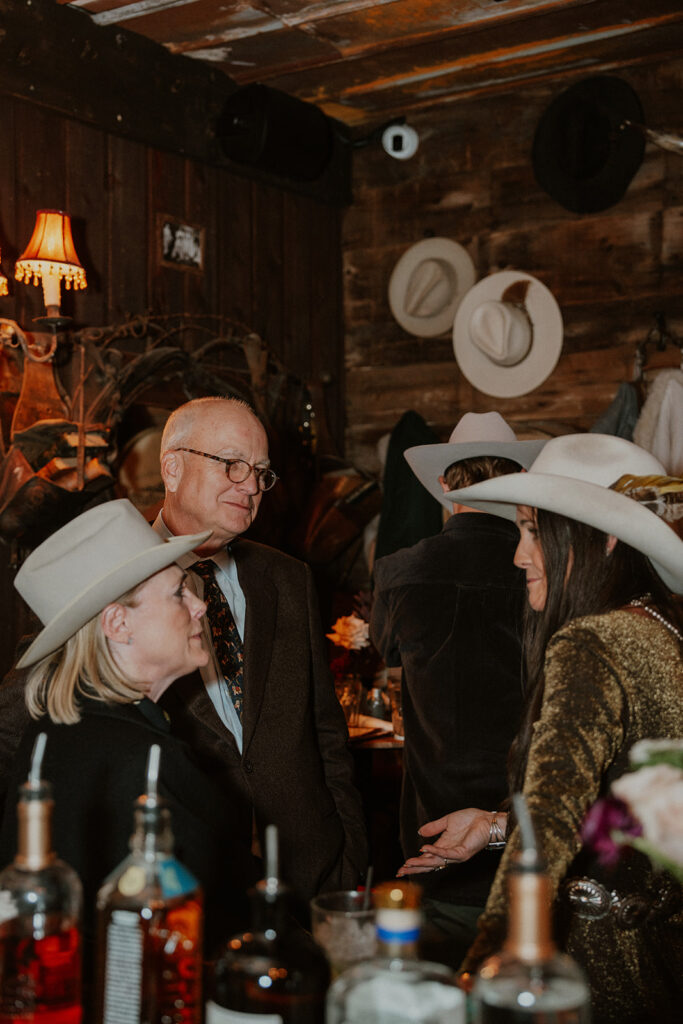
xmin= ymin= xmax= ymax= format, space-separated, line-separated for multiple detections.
xmin=154 ymin=509 xmax=234 ymax=571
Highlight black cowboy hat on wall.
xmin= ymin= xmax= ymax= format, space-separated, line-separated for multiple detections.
xmin=532 ymin=76 xmax=646 ymax=214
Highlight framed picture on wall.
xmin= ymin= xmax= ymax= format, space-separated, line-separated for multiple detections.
xmin=157 ymin=214 xmax=205 ymax=272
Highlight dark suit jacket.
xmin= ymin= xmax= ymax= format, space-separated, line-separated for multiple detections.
xmin=371 ymin=513 xmax=525 ymax=907
xmin=160 ymin=537 xmax=368 ymax=907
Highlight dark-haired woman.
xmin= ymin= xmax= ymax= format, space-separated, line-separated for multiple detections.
xmin=398 ymin=435 xmax=683 ymax=1023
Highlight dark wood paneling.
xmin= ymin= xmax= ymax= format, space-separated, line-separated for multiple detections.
xmin=252 ymin=185 xmax=285 ymax=357
xmin=219 ymin=176 xmax=254 ymax=326
xmin=106 ymin=135 xmax=148 ymax=320
xmin=66 ymin=119 xmax=108 ymax=330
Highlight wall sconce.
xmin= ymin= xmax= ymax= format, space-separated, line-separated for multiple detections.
xmin=14 ymin=209 xmax=87 ymax=323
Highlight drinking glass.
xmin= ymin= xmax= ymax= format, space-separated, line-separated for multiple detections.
xmin=310 ymin=890 xmax=376 ymax=978
xmin=335 ymin=676 xmax=362 ymax=727
xmin=387 ymin=680 xmax=404 ymax=739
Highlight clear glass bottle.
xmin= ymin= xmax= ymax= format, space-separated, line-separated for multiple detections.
xmin=326 ymin=880 xmax=466 ymax=1024
xmin=207 ymin=825 xmax=329 ymax=1024
xmin=471 ymin=797 xmax=591 ymax=1023
xmin=0 ymin=732 xmax=83 ymax=1024
xmin=93 ymin=744 xmax=203 ymax=1024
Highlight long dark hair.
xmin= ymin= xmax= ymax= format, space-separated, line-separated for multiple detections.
xmin=507 ymin=507 xmax=682 ymax=794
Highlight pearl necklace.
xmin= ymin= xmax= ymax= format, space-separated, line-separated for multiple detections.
xmin=629 ymin=596 xmax=683 ymax=642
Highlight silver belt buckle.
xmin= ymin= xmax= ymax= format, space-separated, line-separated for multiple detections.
xmin=563 ymin=877 xmax=616 ymax=920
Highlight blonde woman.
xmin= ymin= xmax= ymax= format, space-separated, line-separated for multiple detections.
xmin=0 ymin=500 xmax=257 ymax=975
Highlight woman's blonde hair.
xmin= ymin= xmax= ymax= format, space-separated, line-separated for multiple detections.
xmin=25 ymin=584 xmax=146 ymax=725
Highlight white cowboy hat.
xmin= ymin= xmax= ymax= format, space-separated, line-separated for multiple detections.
xmin=388 ymin=237 xmax=476 ymax=338
xmin=452 ymin=270 xmax=563 ymax=398
xmin=15 ymin=498 xmax=211 ymax=668
xmin=405 ymin=412 xmax=546 ymax=509
xmin=444 ymin=433 xmax=683 ymax=593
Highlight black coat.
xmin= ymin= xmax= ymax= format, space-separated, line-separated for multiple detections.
xmin=0 ymin=697 xmax=258 ymax=965
xmin=371 ymin=513 xmax=526 ymax=906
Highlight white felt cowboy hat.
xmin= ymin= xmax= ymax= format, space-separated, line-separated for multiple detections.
xmin=444 ymin=433 xmax=683 ymax=593
xmin=452 ymin=270 xmax=563 ymax=398
xmin=15 ymin=498 xmax=211 ymax=668
xmin=405 ymin=412 xmax=546 ymax=510
xmin=388 ymin=237 xmax=476 ymax=338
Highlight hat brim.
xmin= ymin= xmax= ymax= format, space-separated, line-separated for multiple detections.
xmin=405 ymin=440 xmax=546 ymax=509
xmin=17 ymin=528 xmax=211 ymax=669
xmin=445 ymin=473 xmax=683 ymax=593
xmin=452 ymin=271 xmax=563 ymax=398
xmin=389 ymin=238 xmax=476 ymax=338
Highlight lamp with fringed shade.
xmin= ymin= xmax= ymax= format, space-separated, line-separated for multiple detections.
xmin=15 ymin=210 xmax=87 ymax=316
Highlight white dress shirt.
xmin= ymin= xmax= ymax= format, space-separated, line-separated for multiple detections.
xmin=153 ymin=512 xmax=245 ymax=751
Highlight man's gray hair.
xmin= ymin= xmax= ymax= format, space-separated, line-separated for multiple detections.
xmin=160 ymin=396 xmax=257 ymax=455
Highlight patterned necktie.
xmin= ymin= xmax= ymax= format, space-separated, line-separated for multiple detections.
xmin=192 ymin=559 xmax=244 ymax=721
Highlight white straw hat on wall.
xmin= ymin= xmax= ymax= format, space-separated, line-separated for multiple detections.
xmin=453 ymin=270 xmax=563 ymax=398
xmin=388 ymin=237 xmax=476 ymax=338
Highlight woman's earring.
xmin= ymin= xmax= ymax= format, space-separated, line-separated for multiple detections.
xmin=127 ymin=636 xmax=133 ymax=646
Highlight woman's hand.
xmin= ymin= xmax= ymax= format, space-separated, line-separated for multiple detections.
xmin=396 ymin=808 xmax=502 ymax=876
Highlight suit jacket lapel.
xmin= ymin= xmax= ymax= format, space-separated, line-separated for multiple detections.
xmin=234 ymin=544 xmax=277 ymax=753
xmin=161 ymin=670 xmax=241 ymax=759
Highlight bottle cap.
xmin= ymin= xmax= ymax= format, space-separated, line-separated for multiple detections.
xmin=372 ymin=880 xmax=422 ymax=910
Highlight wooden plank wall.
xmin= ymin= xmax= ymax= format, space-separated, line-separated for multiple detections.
xmin=0 ymin=93 xmax=344 ymax=673
xmin=0 ymin=96 xmax=343 ymax=414
xmin=342 ymin=58 xmax=683 ymax=474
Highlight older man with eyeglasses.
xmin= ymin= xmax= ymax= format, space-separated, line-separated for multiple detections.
xmin=154 ymin=396 xmax=368 ymax=913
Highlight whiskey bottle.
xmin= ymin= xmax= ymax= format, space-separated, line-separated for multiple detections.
xmin=207 ymin=825 xmax=330 ymax=1024
xmin=471 ymin=795 xmax=591 ymax=1023
xmin=93 ymin=744 xmax=203 ymax=1024
xmin=0 ymin=732 xmax=83 ymax=1024
xmin=326 ymin=880 xmax=466 ymax=1024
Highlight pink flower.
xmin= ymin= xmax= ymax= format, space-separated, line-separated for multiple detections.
xmin=612 ymin=764 xmax=683 ymax=868
xmin=581 ymin=797 xmax=642 ymax=867
xmin=326 ymin=614 xmax=370 ymax=652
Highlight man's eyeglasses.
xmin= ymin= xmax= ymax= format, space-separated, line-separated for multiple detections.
xmin=174 ymin=448 xmax=278 ymax=492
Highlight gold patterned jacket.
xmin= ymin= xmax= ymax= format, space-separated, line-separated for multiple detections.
xmin=463 ymin=609 xmax=683 ymax=1024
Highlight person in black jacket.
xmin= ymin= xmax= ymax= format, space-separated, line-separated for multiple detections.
xmin=371 ymin=412 xmax=544 ymax=962
xmin=0 ymin=499 xmax=259 ymax=989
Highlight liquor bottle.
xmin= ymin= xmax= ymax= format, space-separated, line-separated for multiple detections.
xmin=207 ymin=825 xmax=330 ymax=1024
xmin=0 ymin=732 xmax=83 ymax=1024
xmin=93 ymin=744 xmax=203 ymax=1024
xmin=326 ymin=880 xmax=466 ymax=1024
xmin=471 ymin=795 xmax=591 ymax=1023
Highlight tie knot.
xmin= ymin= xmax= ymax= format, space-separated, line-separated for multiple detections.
xmin=192 ymin=559 xmax=216 ymax=584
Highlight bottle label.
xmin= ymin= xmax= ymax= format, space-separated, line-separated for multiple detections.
xmin=206 ymin=1001 xmax=283 ymax=1024
xmin=337 ymin=977 xmax=465 ymax=1023
xmin=102 ymin=910 xmax=143 ymax=1024
xmin=118 ymin=866 xmax=146 ymax=897
xmin=160 ymin=858 xmax=198 ymax=898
